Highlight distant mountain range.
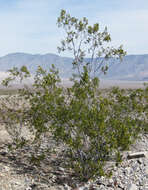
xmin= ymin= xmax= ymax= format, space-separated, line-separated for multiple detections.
xmin=0 ymin=52 xmax=148 ymax=81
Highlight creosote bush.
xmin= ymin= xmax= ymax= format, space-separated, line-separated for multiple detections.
xmin=1 ymin=10 xmax=148 ymax=181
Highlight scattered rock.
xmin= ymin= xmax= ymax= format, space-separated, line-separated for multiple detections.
xmin=0 ymin=129 xmax=12 ymax=144
xmin=0 ymin=130 xmax=147 ymax=190
xmin=127 ymin=183 xmax=138 ymax=190
xmin=127 ymin=151 xmax=147 ymax=159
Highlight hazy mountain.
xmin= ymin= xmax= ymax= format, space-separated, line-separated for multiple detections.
xmin=0 ymin=52 xmax=148 ymax=81
xmin=104 ymin=54 xmax=148 ymax=81
xmin=0 ymin=53 xmax=73 ymax=78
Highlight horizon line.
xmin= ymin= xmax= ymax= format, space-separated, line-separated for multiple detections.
xmin=1 ymin=52 xmax=148 ymax=58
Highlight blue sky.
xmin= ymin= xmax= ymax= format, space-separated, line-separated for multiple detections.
xmin=0 ymin=0 xmax=148 ymax=56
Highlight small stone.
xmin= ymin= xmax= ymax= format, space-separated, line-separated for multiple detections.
xmin=0 ymin=151 xmax=7 ymax=156
xmin=58 ymin=167 xmax=65 ymax=172
xmin=137 ymin=158 xmax=143 ymax=164
xmin=145 ymin=152 xmax=148 ymax=159
xmin=109 ymin=178 xmax=114 ymax=184
xmin=30 ymin=184 xmax=37 ymax=189
xmin=125 ymin=167 xmax=132 ymax=175
xmin=64 ymin=184 xmax=71 ymax=190
xmin=127 ymin=152 xmax=146 ymax=159
xmin=83 ymin=187 xmax=89 ymax=190
xmin=127 ymin=183 xmax=138 ymax=190
xmin=145 ymin=166 xmax=148 ymax=175
xmin=73 ymin=187 xmax=85 ymax=190
xmin=25 ymin=187 xmax=32 ymax=190
xmin=118 ymin=182 xmax=124 ymax=189
xmin=107 ymin=178 xmax=114 ymax=187
xmin=0 ymin=129 xmax=12 ymax=144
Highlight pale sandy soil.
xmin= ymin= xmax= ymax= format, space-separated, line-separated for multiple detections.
xmin=0 ymin=71 xmax=147 ymax=89
xmin=61 ymin=79 xmax=147 ymax=89
xmin=99 ymin=79 xmax=147 ymax=89
xmin=0 ymin=125 xmax=12 ymax=144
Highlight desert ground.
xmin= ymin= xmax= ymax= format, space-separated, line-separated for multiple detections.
xmin=61 ymin=79 xmax=147 ymax=89
xmin=0 ymin=71 xmax=147 ymax=89
xmin=0 ymin=77 xmax=147 ymax=189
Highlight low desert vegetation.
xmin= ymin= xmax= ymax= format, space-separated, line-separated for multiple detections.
xmin=0 ymin=10 xmax=148 ymax=181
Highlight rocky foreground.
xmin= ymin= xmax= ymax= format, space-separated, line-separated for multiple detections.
xmin=0 ymin=125 xmax=148 ymax=190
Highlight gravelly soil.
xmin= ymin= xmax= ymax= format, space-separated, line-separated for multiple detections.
xmin=0 ymin=124 xmax=148 ymax=190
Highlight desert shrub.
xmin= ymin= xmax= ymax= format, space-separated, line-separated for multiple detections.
xmin=1 ymin=10 xmax=148 ymax=181
xmin=1 ymin=64 xmax=148 ymax=181
xmin=49 ymin=71 xmax=148 ymax=180
xmin=108 ymin=87 xmax=147 ymax=149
